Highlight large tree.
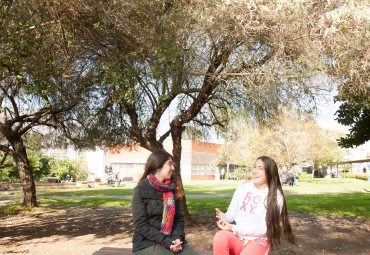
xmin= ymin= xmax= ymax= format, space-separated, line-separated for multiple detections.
xmin=58 ymin=0 xmax=370 ymax=215
xmin=3 ymin=0 xmax=369 ymax=211
xmin=63 ymin=0 xmax=336 ymax=215
xmin=0 ymin=0 xmax=103 ymax=206
xmin=250 ymin=110 xmax=347 ymax=168
xmin=327 ymin=1 xmax=370 ymax=147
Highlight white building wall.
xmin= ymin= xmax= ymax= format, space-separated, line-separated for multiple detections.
xmin=85 ymin=149 xmax=110 ymax=180
xmin=345 ymin=142 xmax=370 ymax=173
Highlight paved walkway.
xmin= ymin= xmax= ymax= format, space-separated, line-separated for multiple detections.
xmin=0 ymin=189 xmax=368 ymax=200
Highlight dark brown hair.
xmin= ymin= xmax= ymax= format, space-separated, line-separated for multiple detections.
xmin=138 ymin=150 xmax=183 ymax=199
xmin=257 ymin=156 xmax=297 ymax=249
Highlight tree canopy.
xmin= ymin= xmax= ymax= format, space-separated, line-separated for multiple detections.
xmin=214 ymin=110 xmax=348 ymax=169
xmin=2 ymin=0 xmax=370 ymax=209
xmin=335 ymin=86 xmax=370 ymax=148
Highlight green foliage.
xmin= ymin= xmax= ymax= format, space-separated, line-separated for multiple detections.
xmin=0 ymin=205 xmax=31 ymax=215
xmin=251 ymin=110 xmax=348 ymax=167
xmin=0 ymin=151 xmax=51 ymax=182
xmin=342 ymin=164 xmax=352 ymax=173
xmin=0 ymin=205 xmax=20 ymax=215
xmin=233 ymin=168 xmax=246 ymax=179
xmin=0 ymin=151 xmax=91 ymax=182
xmin=335 ymin=90 xmax=370 ymax=148
xmin=340 ymin=172 xmax=367 ymax=181
xmin=298 ymin=172 xmax=312 ymax=179
xmin=49 ymin=158 xmax=91 ymax=181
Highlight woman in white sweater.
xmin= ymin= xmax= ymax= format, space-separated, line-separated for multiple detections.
xmin=213 ymin=156 xmax=296 ymax=255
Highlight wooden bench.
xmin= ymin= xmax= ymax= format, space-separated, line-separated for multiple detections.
xmin=92 ymin=247 xmax=277 ymax=255
xmin=42 ymin=177 xmax=59 ymax=183
xmin=0 ymin=181 xmax=11 ymax=191
xmin=76 ymin=181 xmax=95 ymax=188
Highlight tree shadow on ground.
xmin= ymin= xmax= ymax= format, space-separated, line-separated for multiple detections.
xmin=0 ymin=203 xmax=134 ymax=244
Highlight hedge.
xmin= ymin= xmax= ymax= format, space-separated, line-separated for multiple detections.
xmin=340 ymin=172 xmax=367 ymax=181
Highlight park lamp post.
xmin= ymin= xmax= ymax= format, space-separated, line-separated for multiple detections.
xmin=333 ymin=160 xmax=338 ymax=178
xmin=225 ymin=155 xmax=233 ymax=181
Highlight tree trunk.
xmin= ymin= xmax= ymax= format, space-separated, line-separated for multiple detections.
xmin=11 ymin=139 xmax=37 ymax=207
xmin=170 ymin=124 xmax=190 ymax=218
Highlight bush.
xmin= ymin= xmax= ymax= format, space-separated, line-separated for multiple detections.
xmin=298 ymin=172 xmax=312 ymax=179
xmin=342 ymin=164 xmax=352 ymax=173
xmin=340 ymin=172 xmax=367 ymax=181
xmin=49 ymin=158 xmax=91 ymax=181
xmin=0 ymin=151 xmax=51 ymax=182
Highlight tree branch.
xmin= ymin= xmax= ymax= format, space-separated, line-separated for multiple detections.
xmin=0 ymin=163 xmax=16 ymax=169
xmin=0 ymin=152 xmax=9 ymax=165
xmin=192 ymin=118 xmax=224 ymax=128
xmin=0 ymin=145 xmax=14 ymax=154
xmin=159 ymin=130 xmax=171 ymax=143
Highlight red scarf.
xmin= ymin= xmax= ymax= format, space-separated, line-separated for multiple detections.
xmin=147 ymin=174 xmax=175 ymax=248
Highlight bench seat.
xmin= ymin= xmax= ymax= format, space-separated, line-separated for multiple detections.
xmin=92 ymin=247 xmax=277 ymax=255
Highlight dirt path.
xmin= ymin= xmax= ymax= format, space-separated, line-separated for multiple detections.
xmin=0 ymin=204 xmax=369 ymax=255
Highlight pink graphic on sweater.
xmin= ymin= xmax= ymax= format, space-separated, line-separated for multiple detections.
xmin=240 ymin=192 xmax=261 ymax=214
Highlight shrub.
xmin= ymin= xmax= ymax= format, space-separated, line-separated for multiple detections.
xmin=49 ymin=158 xmax=91 ymax=181
xmin=340 ymin=172 xmax=367 ymax=181
xmin=298 ymin=172 xmax=312 ymax=179
xmin=0 ymin=151 xmax=51 ymax=182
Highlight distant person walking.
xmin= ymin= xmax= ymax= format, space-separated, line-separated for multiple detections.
xmin=291 ymin=166 xmax=298 ymax=186
xmin=288 ymin=171 xmax=294 ymax=187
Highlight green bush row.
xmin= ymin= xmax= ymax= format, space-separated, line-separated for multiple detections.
xmin=0 ymin=151 xmax=91 ymax=183
xmin=340 ymin=172 xmax=367 ymax=180
xmin=298 ymin=172 xmax=312 ymax=179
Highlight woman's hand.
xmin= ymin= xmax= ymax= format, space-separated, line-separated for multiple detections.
xmin=216 ymin=219 xmax=233 ymax=231
xmin=215 ymin=208 xmax=228 ymax=222
xmin=170 ymin=239 xmax=183 ymax=253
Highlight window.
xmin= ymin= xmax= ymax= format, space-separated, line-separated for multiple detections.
xmin=181 ymin=164 xmax=191 ymax=175
xmin=112 ymin=163 xmax=133 ymax=177
xmin=134 ymin=164 xmax=145 ymax=172
xmin=192 ymin=164 xmax=215 ymax=175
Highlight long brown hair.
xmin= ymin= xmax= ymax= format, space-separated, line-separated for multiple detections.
xmin=138 ymin=150 xmax=183 ymax=199
xmin=257 ymin=156 xmax=297 ymax=249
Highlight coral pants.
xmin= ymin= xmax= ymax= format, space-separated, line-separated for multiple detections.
xmin=213 ymin=231 xmax=270 ymax=255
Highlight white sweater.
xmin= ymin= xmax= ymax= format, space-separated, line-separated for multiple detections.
xmin=225 ymin=181 xmax=284 ymax=241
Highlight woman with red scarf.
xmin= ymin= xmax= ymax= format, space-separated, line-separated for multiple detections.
xmin=132 ymin=150 xmax=197 ymax=255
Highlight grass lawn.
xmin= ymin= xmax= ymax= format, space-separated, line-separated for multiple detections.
xmin=28 ymin=179 xmax=370 ymax=196
xmin=34 ymin=183 xmax=138 ymax=196
xmin=299 ymin=178 xmax=361 ymax=182
xmin=28 ymin=181 xmax=245 ymax=196
xmin=186 ymin=193 xmax=370 ymax=218
xmin=27 ymin=192 xmax=370 ymax=219
xmin=282 ymin=179 xmax=370 ymax=193
xmin=39 ymin=197 xmax=132 ymax=207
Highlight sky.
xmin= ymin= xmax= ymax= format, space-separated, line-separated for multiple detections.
xmin=315 ymin=95 xmax=349 ymax=132
xmin=315 ymin=91 xmax=370 ymax=153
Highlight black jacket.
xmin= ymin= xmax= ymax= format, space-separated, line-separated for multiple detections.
xmin=131 ymin=178 xmax=187 ymax=252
